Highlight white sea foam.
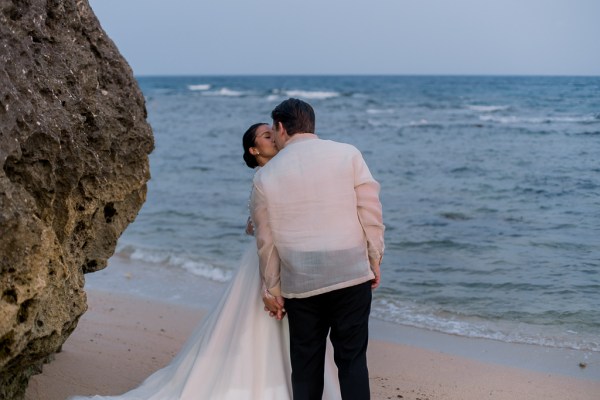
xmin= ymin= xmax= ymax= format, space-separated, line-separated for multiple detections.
xmin=409 ymin=119 xmax=432 ymax=125
xmin=188 ymin=84 xmax=211 ymax=91
xmin=264 ymin=89 xmax=340 ymax=101
xmin=120 ymin=245 xmax=233 ymax=283
xmin=203 ymin=88 xmax=245 ymax=97
xmin=366 ymin=118 xmax=429 ymax=129
xmin=366 ymin=108 xmax=395 ymax=114
xmin=367 ymin=118 xmax=408 ymax=128
xmin=480 ymin=114 xmax=598 ymax=124
xmin=284 ymin=90 xmax=340 ymax=100
xmin=467 ymin=105 xmax=510 ymax=112
xmin=169 ymin=255 xmax=232 ymax=282
xmin=371 ymin=298 xmax=600 ymax=352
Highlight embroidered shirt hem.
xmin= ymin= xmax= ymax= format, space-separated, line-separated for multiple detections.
xmin=282 ymin=273 xmax=374 ymax=299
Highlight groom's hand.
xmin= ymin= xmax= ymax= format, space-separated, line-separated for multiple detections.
xmin=263 ymin=292 xmax=286 ymax=320
xmin=370 ymin=256 xmax=382 ymax=289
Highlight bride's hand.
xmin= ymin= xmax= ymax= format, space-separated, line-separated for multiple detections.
xmin=245 ymin=217 xmax=254 ymax=236
xmin=264 ymin=307 xmax=287 ymax=320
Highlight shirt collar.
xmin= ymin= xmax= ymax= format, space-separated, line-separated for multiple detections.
xmin=284 ymin=133 xmax=318 ymax=148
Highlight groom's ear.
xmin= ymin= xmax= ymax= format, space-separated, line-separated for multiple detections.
xmin=276 ymin=121 xmax=287 ymax=136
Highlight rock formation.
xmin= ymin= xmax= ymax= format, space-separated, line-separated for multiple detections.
xmin=0 ymin=0 xmax=154 ymax=398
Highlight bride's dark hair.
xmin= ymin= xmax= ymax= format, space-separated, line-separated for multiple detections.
xmin=242 ymin=123 xmax=268 ymax=169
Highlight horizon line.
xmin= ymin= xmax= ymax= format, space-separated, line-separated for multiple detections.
xmin=132 ymin=72 xmax=600 ymax=79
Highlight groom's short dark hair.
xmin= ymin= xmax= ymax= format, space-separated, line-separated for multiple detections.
xmin=271 ymin=98 xmax=315 ymax=135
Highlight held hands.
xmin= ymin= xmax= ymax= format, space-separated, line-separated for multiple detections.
xmin=262 ymin=292 xmax=286 ymax=320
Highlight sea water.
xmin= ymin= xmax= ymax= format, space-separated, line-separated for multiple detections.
xmin=109 ymin=75 xmax=599 ymax=354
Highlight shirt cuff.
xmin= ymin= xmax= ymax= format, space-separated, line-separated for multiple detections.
xmin=368 ymin=249 xmax=383 ymax=264
xmin=267 ymin=284 xmax=281 ymax=297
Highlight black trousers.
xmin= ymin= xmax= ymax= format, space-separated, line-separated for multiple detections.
xmin=285 ymin=281 xmax=372 ymax=400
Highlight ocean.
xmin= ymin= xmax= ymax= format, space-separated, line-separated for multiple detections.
xmin=111 ymin=75 xmax=600 ymax=354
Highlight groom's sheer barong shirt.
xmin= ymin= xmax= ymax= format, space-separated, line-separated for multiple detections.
xmin=251 ymin=134 xmax=384 ymax=299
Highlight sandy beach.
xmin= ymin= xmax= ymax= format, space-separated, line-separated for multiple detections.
xmin=25 ymin=285 xmax=600 ymax=400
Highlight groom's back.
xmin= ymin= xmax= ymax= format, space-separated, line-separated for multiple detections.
xmin=260 ymin=137 xmax=362 ymax=246
xmin=255 ymin=135 xmax=376 ymax=297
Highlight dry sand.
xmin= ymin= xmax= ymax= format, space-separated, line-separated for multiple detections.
xmin=25 ymin=290 xmax=600 ymax=400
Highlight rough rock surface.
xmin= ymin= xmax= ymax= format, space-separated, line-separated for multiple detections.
xmin=0 ymin=1 xmax=154 ymax=398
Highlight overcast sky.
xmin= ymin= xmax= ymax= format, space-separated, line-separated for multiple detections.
xmin=88 ymin=0 xmax=600 ymax=76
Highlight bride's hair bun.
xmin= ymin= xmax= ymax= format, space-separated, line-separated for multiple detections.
xmin=242 ymin=123 xmax=267 ymax=169
xmin=243 ymin=152 xmax=258 ymax=169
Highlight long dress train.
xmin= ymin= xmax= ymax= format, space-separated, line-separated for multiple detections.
xmin=70 ymin=244 xmax=342 ymax=399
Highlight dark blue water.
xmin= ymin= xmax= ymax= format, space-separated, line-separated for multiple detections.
xmin=115 ymin=75 xmax=600 ymax=352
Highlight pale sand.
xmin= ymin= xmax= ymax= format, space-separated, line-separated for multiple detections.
xmin=25 ymin=290 xmax=600 ymax=400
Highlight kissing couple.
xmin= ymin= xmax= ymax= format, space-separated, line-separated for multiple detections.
xmin=71 ymin=98 xmax=384 ymax=400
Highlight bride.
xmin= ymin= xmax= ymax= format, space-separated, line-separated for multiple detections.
xmin=70 ymin=123 xmax=341 ymax=400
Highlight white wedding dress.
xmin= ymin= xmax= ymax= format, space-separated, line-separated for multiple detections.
xmin=71 ymin=244 xmax=341 ymax=400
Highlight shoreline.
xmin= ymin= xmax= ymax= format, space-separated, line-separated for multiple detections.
xmin=86 ymin=254 xmax=600 ymax=380
xmin=25 ymin=288 xmax=600 ymax=400
xmin=370 ymin=318 xmax=599 ymax=381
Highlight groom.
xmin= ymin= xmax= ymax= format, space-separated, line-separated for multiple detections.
xmin=251 ymin=98 xmax=384 ymax=400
